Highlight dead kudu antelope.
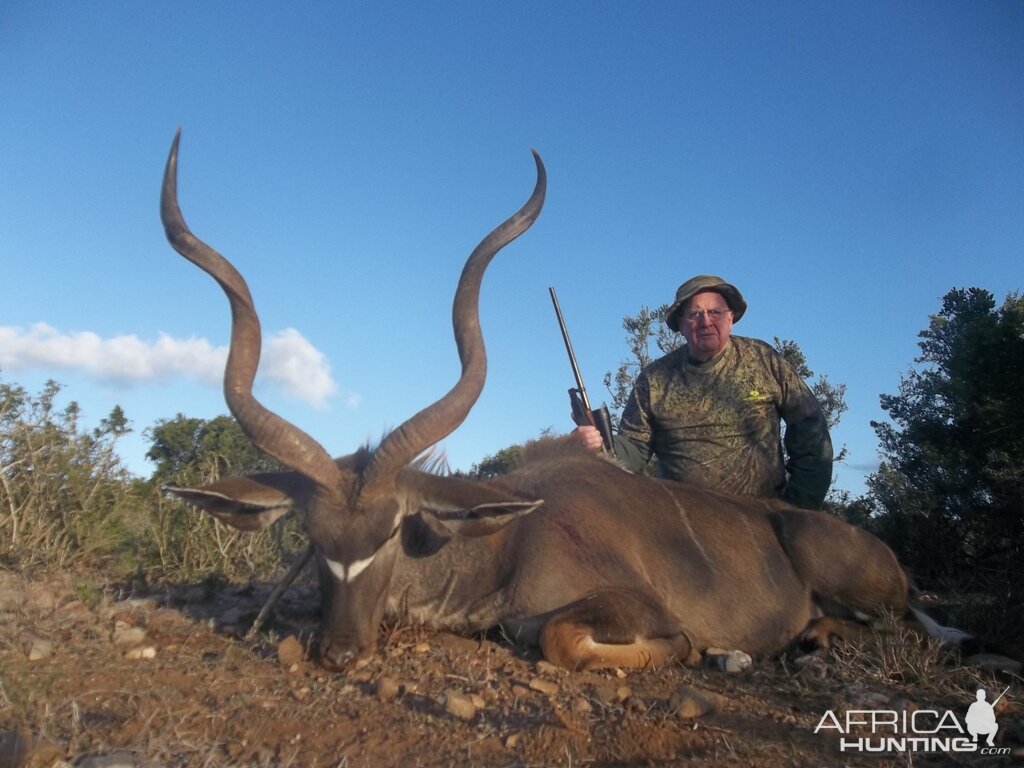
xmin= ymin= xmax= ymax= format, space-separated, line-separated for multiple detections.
xmin=161 ymin=131 xmax=949 ymax=673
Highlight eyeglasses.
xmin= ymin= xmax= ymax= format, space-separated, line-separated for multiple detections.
xmin=683 ymin=308 xmax=732 ymax=324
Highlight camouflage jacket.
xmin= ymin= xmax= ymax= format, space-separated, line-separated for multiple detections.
xmin=614 ymin=336 xmax=833 ymax=509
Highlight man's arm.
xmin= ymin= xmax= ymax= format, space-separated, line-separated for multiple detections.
xmin=775 ymin=357 xmax=834 ymax=509
xmin=782 ymin=408 xmax=833 ymax=509
xmin=572 ymin=371 xmax=655 ymax=474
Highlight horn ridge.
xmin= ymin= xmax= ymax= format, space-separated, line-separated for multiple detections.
xmin=364 ymin=151 xmax=546 ymax=487
xmin=160 ymin=129 xmax=344 ymax=492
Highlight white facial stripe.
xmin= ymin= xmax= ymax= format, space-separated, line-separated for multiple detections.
xmin=322 ymin=512 xmax=405 ymax=585
xmin=325 ymin=553 xmax=377 ymax=584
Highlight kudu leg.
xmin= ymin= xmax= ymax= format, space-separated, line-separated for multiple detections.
xmin=539 ymin=588 xmax=694 ymax=671
xmin=798 ymin=615 xmax=873 ymax=650
xmin=245 ymin=545 xmax=315 ymax=641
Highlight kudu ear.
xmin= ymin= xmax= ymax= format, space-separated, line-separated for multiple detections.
xmin=164 ymin=471 xmax=314 ymax=531
xmin=396 ymin=469 xmax=543 ymax=537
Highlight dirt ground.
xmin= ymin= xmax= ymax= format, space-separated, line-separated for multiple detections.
xmin=1 ymin=567 xmax=1020 ymax=768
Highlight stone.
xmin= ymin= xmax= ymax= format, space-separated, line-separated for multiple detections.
xmin=111 ymin=627 xmax=146 ymax=647
xmin=528 ymin=677 xmax=559 ymax=696
xmin=670 ymin=685 xmax=718 ymax=720
xmin=793 ymin=654 xmax=830 ymax=681
xmin=277 ymin=635 xmax=305 ymax=667
xmin=124 ymin=646 xmax=157 ymax=660
xmin=19 ymin=631 xmax=52 ymax=662
xmin=375 ymin=677 xmax=401 ymax=702
xmin=441 ymin=690 xmax=477 ymax=721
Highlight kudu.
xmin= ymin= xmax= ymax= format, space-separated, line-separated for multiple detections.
xmin=161 ymin=131 xmax=921 ymax=672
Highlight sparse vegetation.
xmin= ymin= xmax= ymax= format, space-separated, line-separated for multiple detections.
xmin=0 ymin=375 xmax=303 ymax=585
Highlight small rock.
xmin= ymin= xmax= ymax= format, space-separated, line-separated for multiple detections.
xmin=147 ymin=608 xmax=187 ymax=629
xmin=441 ymin=690 xmax=477 ymax=721
xmin=123 ymin=646 xmax=157 ymax=660
xmin=112 ymin=627 xmax=147 ymax=646
xmin=794 ymin=654 xmax=830 ymax=681
xmin=535 ymin=660 xmax=561 ymax=676
xmin=670 ymin=685 xmax=718 ymax=719
xmin=19 ymin=631 xmax=52 ymax=661
xmin=615 ymin=685 xmax=632 ymax=702
xmin=529 ymin=677 xmax=559 ymax=696
xmin=277 ymin=635 xmax=305 ymax=667
xmin=375 ymin=677 xmax=401 ymax=702
xmin=504 ymin=733 xmax=520 ymax=749
xmin=510 ymin=685 xmax=531 ymax=698
xmin=571 ymin=696 xmax=593 ymax=716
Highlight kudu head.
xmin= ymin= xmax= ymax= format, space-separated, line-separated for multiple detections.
xmin=160 ymin=130 xmax=546 ymax=669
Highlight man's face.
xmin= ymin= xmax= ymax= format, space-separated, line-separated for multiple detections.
xmin=680 ymin=290 xmax=734 ymax=362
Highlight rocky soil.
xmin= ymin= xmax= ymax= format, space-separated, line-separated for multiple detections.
xmin=1 ymin=567 xmax=1020 ymax=767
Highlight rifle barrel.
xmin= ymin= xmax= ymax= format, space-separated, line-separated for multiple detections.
xmin=549 ymin=287 xmax=593 ymax=413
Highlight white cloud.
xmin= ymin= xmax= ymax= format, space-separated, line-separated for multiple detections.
xmin=262 ymin=328 xmax=339 ymax=409
xmin=0 ymin=323 xmax=346 ymax=410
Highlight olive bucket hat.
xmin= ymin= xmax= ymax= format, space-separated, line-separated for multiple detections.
xmin=665 ymin=275 xmax=747 ymax=332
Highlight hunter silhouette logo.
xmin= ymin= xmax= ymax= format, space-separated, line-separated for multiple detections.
xmin=965 ymin=687 xmax=1006 ymax=747
xmin=814 ymin=686 xmax=1011 ymax=755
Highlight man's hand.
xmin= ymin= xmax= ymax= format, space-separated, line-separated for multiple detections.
xmin=571 ymin=425 xmax=606 ymax=453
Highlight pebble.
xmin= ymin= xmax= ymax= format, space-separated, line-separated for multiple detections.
xmin=793 ymin=654 xmax=830 ymax=681
xmin=111 ymin=627 xmax=147 ymax=646
xmin=441 ymin=689 xmax=477 ymax=721
xmin=670 ymin=685 xmax=718 ymax=719
xmin=528 ymin=677 xmax=559 ymax=695
xmin=375 ymin=677 xmax=401 ymax=702
xmin=124 ymin=646 xmax=157 ymax=660
xmin=277 ymin=635 xmax=305 ymax=667
xmin=19 ymin=631 xmax=52 ymax=661
xmin=571 ymin=696 xmax=593 ymax=716
xmin=535 ymin=660 xmax=561 ymax=676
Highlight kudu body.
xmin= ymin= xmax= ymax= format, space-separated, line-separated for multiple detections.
xmin=162 ymin=132 xmax=910 ymax=671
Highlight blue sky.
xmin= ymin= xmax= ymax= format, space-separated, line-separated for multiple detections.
xmin=1 ymin=1 xmax=1021 ymax=496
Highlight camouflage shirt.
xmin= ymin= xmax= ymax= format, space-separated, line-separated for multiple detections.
xmin=614 ymin=336 xmax=833 ymax=509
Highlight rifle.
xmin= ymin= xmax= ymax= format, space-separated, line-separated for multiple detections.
xmin=549 ymin=287 xmax=615 ymax=455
